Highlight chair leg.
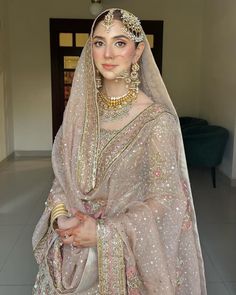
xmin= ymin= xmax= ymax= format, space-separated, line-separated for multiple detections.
xmin=211 ymin=167 xmax=216 ymax=188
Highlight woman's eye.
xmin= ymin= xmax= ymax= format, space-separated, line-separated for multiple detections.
xmin=93 ymin=41 xmax=104 ymax=47
xmin=115 ymin=41 xmax=126 ymax=48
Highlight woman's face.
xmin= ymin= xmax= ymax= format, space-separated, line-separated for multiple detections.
xmin=92 ymin=19 xmax=144 ymax=81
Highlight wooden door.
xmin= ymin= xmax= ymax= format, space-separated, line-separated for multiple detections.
xmin=50 ymin=18 xmax=163 ymax=139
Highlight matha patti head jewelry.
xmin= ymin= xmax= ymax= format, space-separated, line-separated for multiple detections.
xmin=102 ymin=9 xmax=144 ymax=43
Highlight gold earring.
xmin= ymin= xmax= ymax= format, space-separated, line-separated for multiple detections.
xmin=115 ymin=70 xmax=131 ymax=88
xmin=130 ymin=63 xmax=140 ymax=93
xmin=95 ymin=68 xmax=102 ymax=89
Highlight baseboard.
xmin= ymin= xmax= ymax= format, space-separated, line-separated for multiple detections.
xmin=218 ymin=169 xmax=236 ymax=188
xmin=14 ymin=150 xmax=51 ymax=158
xmin=0 ymin=152 xmax=15 ymax=167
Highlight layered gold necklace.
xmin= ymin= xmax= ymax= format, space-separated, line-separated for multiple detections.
xmin=97 ymin=89 xmax=138 ymax=121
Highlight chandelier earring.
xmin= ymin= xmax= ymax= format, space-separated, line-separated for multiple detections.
xmin=95 ymin=68 xmax=102 ymax=89
xmin=114 ymin=70 xmax=131 ymax=88
xmin=130 ymin=63 xmax=140 ymax=93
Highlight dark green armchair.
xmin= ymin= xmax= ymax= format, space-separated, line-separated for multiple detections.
xmin=182 ymin=125 xmax=229 ymax=187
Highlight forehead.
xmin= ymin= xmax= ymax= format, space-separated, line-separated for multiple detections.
xmin=93 ymin=19 xmax=128 ymax=38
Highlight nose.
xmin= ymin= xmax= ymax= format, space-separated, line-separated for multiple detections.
xmin=104 ymin=44 xmax=114 ymax=59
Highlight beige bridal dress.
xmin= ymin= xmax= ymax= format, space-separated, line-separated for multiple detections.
xmin=32 ymin=8 xmax=207 ymax=295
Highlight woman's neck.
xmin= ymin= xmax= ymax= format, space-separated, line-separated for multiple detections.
xmin=102 ymin=79 xmax=128 ymax=97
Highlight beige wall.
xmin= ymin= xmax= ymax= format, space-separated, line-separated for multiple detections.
xmin=200 ymin=0 xmax=236 ymax=180
xmin=0 ymin=0 xmax=6 ymax=161
xmin=7 ymin=0 xmax=203 ymax=151
xmin=3 ymin=0 xmax=236 ymax=181
xmin=0 ymin=0 xmax=14 ymax=162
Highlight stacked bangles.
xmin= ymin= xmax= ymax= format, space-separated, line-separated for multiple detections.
xmin=50 ymin=203 xmax=68 ymax=229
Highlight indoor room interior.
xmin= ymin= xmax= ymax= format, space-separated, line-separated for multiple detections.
xmin=0 ymin=0 xmax=236 ymax=294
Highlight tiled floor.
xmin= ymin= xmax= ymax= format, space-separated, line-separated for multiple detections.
xmin=0 ymin=157 xmax=235 ymax=294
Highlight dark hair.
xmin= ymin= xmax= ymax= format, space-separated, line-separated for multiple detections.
xmin=93 ymin=9 xmax=140 ymax=47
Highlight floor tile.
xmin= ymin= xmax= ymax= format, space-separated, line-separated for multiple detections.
xmin=225 ymin=282 xmax=236 ymax=295
xmin=0 ymin=159 xmax=236 ymax=292
xmin=0 ymin=285 xmax=33 ymax=295
xmin=200 ymin=223 xmax=236 ymax=282
xmin=0 ymin=226 xmax=38 ymax=285
xmin=0 ymin=159 xmax=53 ymax=225
xmin=0 ymin=225 xmax=24 ymax=271
xmin=202 ymin=246 xmax=223 ymax=282
xmin=206 ymin=282 xmax=231 ymax=295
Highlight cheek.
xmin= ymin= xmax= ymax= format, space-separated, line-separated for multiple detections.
xmin=92 ymin=48 xmax=101 ymax=66
xmin=118 ymin=47 xmax=136 ymax=63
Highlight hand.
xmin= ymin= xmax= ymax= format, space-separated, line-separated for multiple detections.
xmin=57 ymin=208 xmax=86 ymax=231
xmin=57 ymin=211 xmax=97 ymax=248
xmin=57 ymin=215 xmax=80 ymax=231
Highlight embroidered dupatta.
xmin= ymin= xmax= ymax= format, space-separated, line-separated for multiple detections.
xmin=32 ymin=8 xmax=207 ymax=295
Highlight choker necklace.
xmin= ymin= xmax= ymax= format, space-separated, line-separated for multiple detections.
xmin=97 ymin=89 xmax=138 ymax=121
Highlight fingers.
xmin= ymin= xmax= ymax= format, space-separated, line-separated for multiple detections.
xmin=62 ymin=235 xmax=74 ymax=245
xmin=75 ymin=211 xmax=87 ymax=222
xmin=70 ymin=207 xmax=78 ymax=215
xmin=56 ymin=227 xmax=74 ymax=236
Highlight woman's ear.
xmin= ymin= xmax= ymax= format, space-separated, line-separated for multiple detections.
xmin=133 ymin=42 xmax=145 ymax=63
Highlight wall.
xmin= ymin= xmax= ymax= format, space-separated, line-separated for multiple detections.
xmin=200 ymin=0 xmax=236 ymax=180
xmin=6 ymin=0 xmax=203 ymax=151
xmin=0 ymin=0 xmax=14 ymax=162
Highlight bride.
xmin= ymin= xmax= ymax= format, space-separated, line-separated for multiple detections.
xmin=32 ymin=8 xmax=207 ymax=294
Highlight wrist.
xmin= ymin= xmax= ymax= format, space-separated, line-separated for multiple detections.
xmin=50 ymin=203 xmax=68 ymax=230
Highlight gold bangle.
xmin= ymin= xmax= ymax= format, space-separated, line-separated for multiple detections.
xmin=51 ymin=208 xmax=67 ymax=216
xmin=51 ymin=203 xmax=66 ymax=211
xmin=50 ymin=212 xmax=68 ymax=230
xmin=51 ymin=204 xmax=67 ymax=217
xmin=51 ymin=209 xmax=68 ymax=220
xmin=50 ymin=203 xmax=68 ymax=229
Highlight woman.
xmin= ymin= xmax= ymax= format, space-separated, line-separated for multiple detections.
xmin=32 ymin=8 xmax=207 ymax=294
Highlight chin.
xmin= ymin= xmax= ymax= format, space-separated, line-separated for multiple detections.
xmin=101 ymin=72 xmax=118 ymax=81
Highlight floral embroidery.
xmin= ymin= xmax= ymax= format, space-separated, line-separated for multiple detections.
xmin=97 ymin=219 xmax=126 ymax=294
xmin=126 ymin=266 xmax=142 ymax=294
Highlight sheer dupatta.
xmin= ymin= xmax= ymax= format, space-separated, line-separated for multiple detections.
xmin=32 ymin=8 xmax=207 ymax=295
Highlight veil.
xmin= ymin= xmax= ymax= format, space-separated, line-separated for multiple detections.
xmin=53 ymin=8 xmax=179 ymax=198
xmin=32 ymin=8 xmax=207 ymax=294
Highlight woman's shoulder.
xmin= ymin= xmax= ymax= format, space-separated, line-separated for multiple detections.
xmin=136 ymin=90 xmax=176 ymax=119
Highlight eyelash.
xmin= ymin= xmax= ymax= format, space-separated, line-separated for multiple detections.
xmin=93 ymin=41 xmax=127 ymax=48
xmin=93 ymin=41 xmax=104 ymax=47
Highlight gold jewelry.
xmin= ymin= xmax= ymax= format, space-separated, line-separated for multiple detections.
xmin=97 ymin=89 xmax=138 ymax=121
xmin=114 ymin=70 xmax=131 ymax=88
xmin=130 ymin=63 xmax=140 ymax=92
xmin=95 ymin=68 xmax=102 ymax=89
xmin=102 ymin=9 xmax=115 ymax=32
xmin=98 ymin=89 xmax=137 ymax=110
xmin=120 ymin=10 xmax=144 ymax=42
xmin=50 ymin=203 xmax=68 ymax=229
xmin=113 ymin=63 xmax=140 ymax=92
xmin=102 ymin=9 xmax=144 ymax=42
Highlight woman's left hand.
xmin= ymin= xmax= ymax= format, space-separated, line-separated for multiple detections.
xmin=57 ymin=211 xmax=97 ymax=248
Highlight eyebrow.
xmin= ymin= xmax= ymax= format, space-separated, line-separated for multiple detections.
xmin=93 ymin=34 xmax=130 ymax=40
